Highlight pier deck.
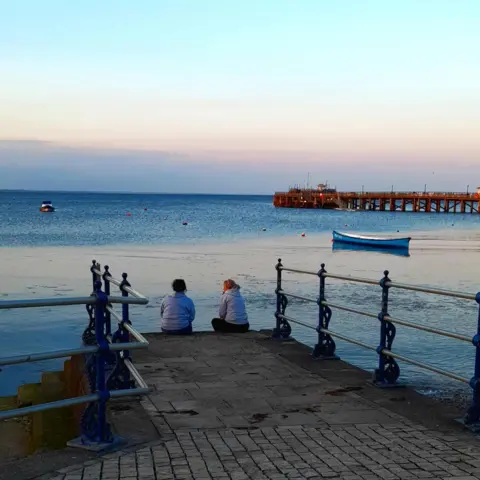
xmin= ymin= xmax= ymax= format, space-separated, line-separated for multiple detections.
xmin=273 ymin=190 xmax=480 ymax=213
xmin=19 ymin=332 xmax=480 ymax=479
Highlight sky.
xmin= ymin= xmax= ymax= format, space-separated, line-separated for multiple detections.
xmin=0 ymin=1 xmax=479 ymax=193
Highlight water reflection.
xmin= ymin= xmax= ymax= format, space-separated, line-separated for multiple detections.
xmin=332 ymin=241 xmax=411 ymax=257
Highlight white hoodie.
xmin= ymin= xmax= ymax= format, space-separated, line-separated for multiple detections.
xmin=219 ymin=288 xmax=248 ymax=325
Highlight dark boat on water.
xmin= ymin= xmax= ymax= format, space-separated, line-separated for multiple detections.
xmin=40 ymin=200 xmax=55 ymax=212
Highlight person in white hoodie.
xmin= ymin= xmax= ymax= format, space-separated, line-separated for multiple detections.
xmin=212 ymin=279 xmax=249 ymax=333
xmin=161 ymin=279 xmax=195 ymax=334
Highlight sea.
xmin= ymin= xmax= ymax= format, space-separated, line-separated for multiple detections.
xmin=1 ymin=189 xmax=480 ymax=404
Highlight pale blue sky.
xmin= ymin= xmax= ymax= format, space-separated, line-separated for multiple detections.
xmin=0 ymin=1 xmax=479 ymax=192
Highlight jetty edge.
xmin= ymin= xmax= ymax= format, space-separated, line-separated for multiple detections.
xmin=2 ymin=258 xmax=480 ymax=478
xmin=273 ymin=183 xmax=480 ymax=212
xmin=11 ymin=330 xmax=480 ymax=480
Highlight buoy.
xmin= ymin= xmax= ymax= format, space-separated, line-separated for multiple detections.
xmin=126 ymin=213 xmax=131 ymax=216
xmin=144 ymin=208 xmax=148 ymax=211
xmin=301 ymin=232 xmax=306 ymax=237
xmin=183 ymin=222 xmax=188 ymax=226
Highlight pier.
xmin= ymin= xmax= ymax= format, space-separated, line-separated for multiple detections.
xmin=273 ymin=188 xmax=480 ymax=213
xmin=2 ymin=260 xmax=480 ymax=479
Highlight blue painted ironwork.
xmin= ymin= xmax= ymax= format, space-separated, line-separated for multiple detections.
xmin=272 ymin=259 xmax=292 ymax=339
xmin=374 ymin=270 xmax=400 ymax=385
xmin=313 ymin=264 xmax=337 ymax=359
xmin=79 ymin=281 xmax=113 ymax=444
xmin=103 ymin=265 xmax=112 ymax=336
xmin=106 ymin=272 xmax=134 ymax=390
xmin=465 ymin=292 xmax=480 ymax=426
xmin=273 ymin=260 xmax=480 ymax=428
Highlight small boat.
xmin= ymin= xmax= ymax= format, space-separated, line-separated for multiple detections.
xmin=39 ymin=200 xmax=55 ymax=212
xmin=332 ymin=242 xmax=410 ymax=257
xmin=332 ymin=230 xmax=411 ymax=249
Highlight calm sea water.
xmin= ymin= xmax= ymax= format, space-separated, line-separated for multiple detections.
xmin=1 ymin=190 xmax=479 ymax=247
xmin=1 ymin=190 xmax=480 ymax=399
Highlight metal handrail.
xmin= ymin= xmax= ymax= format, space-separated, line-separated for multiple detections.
xmin=280 ymin=266 xmax=477 ymax=300
xmin=0 ymin=295 xmax=147 ymax=310
xmin=278 ymin=291 xmax=473 ymax=343
xmin=273 ymin=258 xmax=480 ymax=427
xmin=92 ymin=267 xmax=147 ymax=301
xmin=278 ymin=312 xmax=472 ymax=385
xmin=0 ymin=260 xmax=151 ymax=450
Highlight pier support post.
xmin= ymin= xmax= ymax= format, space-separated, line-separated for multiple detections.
xmin=464 ymin=292 xmax=480 ymax=430
xmin=373 ymin=270 xmax=401 ymax=387
xmin=272 ymin=259 xmax=291 ymax=339
xmin=313 ymin=264 xmax=339 ymax=360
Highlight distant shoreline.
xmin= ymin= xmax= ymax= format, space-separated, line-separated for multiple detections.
xmin=0 ymin=189 xmax=273 ymax=196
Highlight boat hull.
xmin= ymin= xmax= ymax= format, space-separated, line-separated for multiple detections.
xmin=332 ymin=231 xmax=411 ymax=249
xmin=40 ymin=207 xmax=55 ymax=212
xmin=332 ymin=242 xmax=410 ymax=257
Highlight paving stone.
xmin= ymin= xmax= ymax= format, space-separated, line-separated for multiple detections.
xmin=35 ymin=333 xmax=480 ymax=480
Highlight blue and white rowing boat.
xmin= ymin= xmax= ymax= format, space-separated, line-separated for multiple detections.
xmin=332 ymin=231 xmax=411 ymax=249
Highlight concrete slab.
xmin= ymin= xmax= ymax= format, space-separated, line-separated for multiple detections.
xmin=13 ymin=331 xmax=480 ymax=480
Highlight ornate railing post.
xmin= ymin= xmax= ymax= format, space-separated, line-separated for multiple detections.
xmin=465 ymin=292 xmax=480 ymax=428
xmin=90 ymin=259 xmax=99 ymax=291
xmin=119 ymin=273 xmax=131 ymax=358
xmin=94 ymin=280 xmax=111 ymax=443
xmin=272 ymin=259 xmax=291 ymax=339
xmin=70 ymin=279 xmax=116 ymax=450
xmin=374 ymin=270 xmax=400 ymax=386
xmin=313 ymin=264 xmax=338 ymax=359
xmin=102 ymin=266 xmax=111 ymax=336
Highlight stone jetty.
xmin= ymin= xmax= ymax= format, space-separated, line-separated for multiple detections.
xmin=4 ymin=332 xmax=480 ymax=480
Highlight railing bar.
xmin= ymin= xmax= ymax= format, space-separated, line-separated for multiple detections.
xmin=109 ymin=342 xmax=148 ymax=351
xmin=385 ymin=281 xmax=475 ymax=300
xmin=280 ymin=267 xmax=318 ymax=276
xmin=122 ymin=285 xmax=147 ymax=300
xmin=384 ymin=315 xmax=472 ymax=343
xmin=321 ymin=328 xmax=378 ymax=352
xmin=0 ymin=296 xmax=96 ymax=309
xmin=382 ymin=350 xmax=470 ymax=384
xmin=0 ymin=346 xmax=99 ymax=366
xmin=0 ymin=394 xmax=100 ymax=420
xmin=123 ymin=323 xmax=150 ymax=345
xmin=92 ymin=269 xmax=122 ymax=288
xmin=0 ymin=295 xmax=147 ymax=310
xmin=106 ymin=305 xmax=123 ymax=323
xmin=278 ymin=314 xmax=317 ymax=331
xmin=94 ymin=271 xmax=147 ymax=300
xmin=109 ymin=387 xmax=150 ymax=398
xmin=322 ymin=301 xmax=378 ymax=319
xmin=322 ymin=273 xmax=379 ymax=286
xmin=109 ymin=296 xmax=148 ymax=305
xmin=323 ymin=302 xmax=472 ymax=343
xmin=278 ymin=291 xmax=317 ymax=303
xmin=281 ymin=267 xmax=475 ymax=300
xmin=124 ymin=359 xmax=149 ymax=389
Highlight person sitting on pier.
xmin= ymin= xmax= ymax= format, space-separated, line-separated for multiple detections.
xmin=212 ymin=279 xmax=249 ymax=333
xmin=160 ymin=279 xmax=195 ymax=335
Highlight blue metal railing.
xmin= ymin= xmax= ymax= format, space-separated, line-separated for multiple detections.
xmin=0 ymin=260 xmax=150 ymax=451
xmin=273 ymin=259 xmax=480 ymax=429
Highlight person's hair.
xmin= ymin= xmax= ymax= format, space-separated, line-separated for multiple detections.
xmin=223 ymin=279 xmax=240 ymax=292
xmin=172 ymin=279 xmax=187 ymax=292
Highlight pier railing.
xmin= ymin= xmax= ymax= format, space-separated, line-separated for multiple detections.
xmin=0 ymin=260 xmax=149 ymax=451
xmin=273 ymin=259 xmax=480 ymax=429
